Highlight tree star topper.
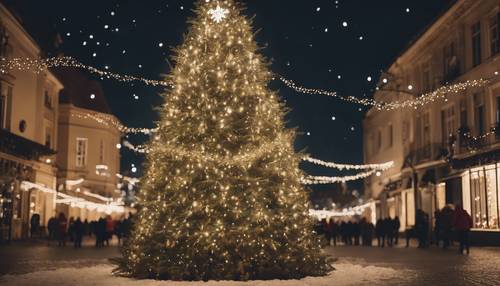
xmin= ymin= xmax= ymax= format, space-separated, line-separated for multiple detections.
xmin=208 ymin=6 xmax=229 ymax=23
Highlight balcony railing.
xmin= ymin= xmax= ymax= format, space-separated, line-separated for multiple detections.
xmin=405 ymin=143 xmax=448 ymax=166
xmin=457 ymin=124 xmax=500 ymax=154
xmin=0 ymin=129 xmax=56 ymax=160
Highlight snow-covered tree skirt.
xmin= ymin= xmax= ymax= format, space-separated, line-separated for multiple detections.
xmin=0 ymin=263 xmax=414 ymax=286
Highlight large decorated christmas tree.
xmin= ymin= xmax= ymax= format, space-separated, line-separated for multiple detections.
xmin=114 ymin=0 xmax=332 ymax=281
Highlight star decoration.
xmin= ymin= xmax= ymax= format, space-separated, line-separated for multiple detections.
xmin=208 ymin=6 xmax=229 ymax=23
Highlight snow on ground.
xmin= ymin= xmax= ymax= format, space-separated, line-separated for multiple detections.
xmin=0 ymin=263 xmax=414 ymax=286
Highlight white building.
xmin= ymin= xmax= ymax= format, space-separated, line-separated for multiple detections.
xmin=364 ymin=0 xmax=500 ymax=244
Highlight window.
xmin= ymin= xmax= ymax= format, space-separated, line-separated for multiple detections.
xmin=402 ymin=120 xmax=411 ymax=143
xmin=368 ymin=134 xmax=374 ymax=157
xmin=377 ymin=129 xmax=382 ymax=151
xmin=472 ymin=22 xmax=482 ymax=67
xmin=474 ymin=93 xmax=485 ymax=135
xmin=422 ymin=61 xmax=432 ymax=92
xmin=496 ymin=97 xmax=500 ymax=138
xmin=423 ymin=112 xmax=431 ymax=148
xmin=417 ymin=112 xmax=431 ymax=159
xmin=462 ymin=165 xmax=500 ymax=230
xmin=44 ymin=91 xmax=52 ymax=109
xmin=441 ymin=105 xmax=456 ymax=145
xmin=99 ymin=140 xmax=105 ymax=164
xmin=443 ymin=42 xmax=459 ymax=82
xmin=460 ymin=98 xmax=468 ymax=128
xmin=0 ymin=82 xmax=5 ymax=129
xmin=387 ymin=123 xmax=393 ymax=148
xmin=76 ymin=138 xmax=88 ymax=167
xmin=490 ymin=13 xmax=500 ymax=56
xmin=0 ymin=25 xmax=9 ymax=57
xmin=45 ymin=127 xmax=51 ymax=148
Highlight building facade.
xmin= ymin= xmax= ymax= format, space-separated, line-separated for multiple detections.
xmin=0 ymin=3 xmax=63 ymax=241
xmin=0 ymin=3 xmax=127 ymax=241
xmin=364 ymin=0 xmax=500 ymax=244
xmin=55 ymin=70 xmax=124 ymax=222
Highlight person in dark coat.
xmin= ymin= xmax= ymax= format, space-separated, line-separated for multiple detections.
xmin=68 ymin=217 xmax=75 ymax=242
xmin=352 ymin=222 xmax=361 ymax=246
xmin=73 ymin=217 xmax=84 ymax=248
xmin=57 ymin=212 xmax=68 ymax=247
xmin=346 ymin=221 xmax=354 ymax=245
xmin=339 ymin=221 xmax=347 ymax=244
xmin=434 ymin=210 xmax=442 ymax=247
xmin=393 ymin=217 xmax=401 ymax=245
xmin=384 ymin=218 xmax=394 ymax=247
xmin=322 ymin=219 xmax=332 ymax=246
xmin=330 ymin=220 xmax=339 ymax=246
xmin=47 ymin=216 xmax=57 ymax=245
xmin=30 ymin=213 xmax=40 ymax=238
xmin=441 ymin=206 xmax=454 ymax=249
xmin=375 ymin=219 xmax=385 ymax=247
xmin=415 ymin=209 xmax=429 ymax=248
xmin=83 ymin=219 xmax=90 ymax=237
xmin=453 ymin=204 xmax=473 ymax=254
xmin=96 ymin=217 xmax=107 ymax=247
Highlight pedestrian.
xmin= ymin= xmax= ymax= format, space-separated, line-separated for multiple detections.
xmin=384 ymin=217 xmax=394 ymax=247
xmin=453 ymin=204 xmax=472 ymax=255
xmin=115 ymin=219 xmax=123 ymax=246
xmin=83 ymin=219 xmax=90 ymax=237
xmin=441 ymin=205 xmax=454 ymax=249
xmin=322 ymin=219 xmax=331 ymax=246
xmin=359 ymin=218 xmax=371 ymax=246
xmin=30 ymin=213 xmax=40 ymax=239
xmin=367 ymin=221 xmax=375 ymax=246
xmin=393 ymin=216 xmax=400 ymax=245
xmin=415 ymin=209 xmax=429 ymax=248
xmin=57 ymin=212 xmax=68 ymax=247
xmin=96 ymin=217 xmax=106 ymax=247
xmin=47 ymin=216 xmax=57 ymax=245
xmin=434 ymin=210 xmax=442 ymax=247
xmin=106 ymin=216 xmax=114 ymax=246
xmin=74 ymin=217 xmax=84 ymax=248
xmin=68 ymin=217 xmax=75 ymax=242
xmin=375 ymin=219 xmax=384 ymax=247
xmin=339 ymin=221 xmax=347 ymax=244
xmin=346 ymin=221 xmax=354 ymax=245
xmin=122 ymin=214 xmax=133 ymax=244
xmin=331 ymin=220 xmax=338 ymax=246
xmin=353 ymin=221 xmax=361 ymax=246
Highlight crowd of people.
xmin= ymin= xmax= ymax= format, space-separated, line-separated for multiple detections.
xmin=319 ymin=217 xmax=400 ymax=247
xmin=319 ymin=203 xmax=473 ymax=254
xmin=42 ymin=212 xmax=134 ymax=248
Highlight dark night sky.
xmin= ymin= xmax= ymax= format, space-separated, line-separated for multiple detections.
xmin=6 ymin=0 xmax=453 ymax=196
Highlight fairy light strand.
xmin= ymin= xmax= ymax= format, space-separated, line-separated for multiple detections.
xmin=0 ymin=56 xmax=171 ymax=87
xmin=121 ymin=139 xmax=393 ymax=184
xmin=303 ymin=156 xmax=394 ymax=170
xmin=1 ymin=56 xmax=493 ymax=111
xmin=301 ymin=169 xmax=380 ymax=185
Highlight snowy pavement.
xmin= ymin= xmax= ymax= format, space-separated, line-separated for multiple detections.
xmin=1 ymin=239 xmax=500 ymax=286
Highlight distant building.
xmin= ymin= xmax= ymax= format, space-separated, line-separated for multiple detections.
xmin=0 ymin=3 xmax=128 ymax=241
xmin=364 ymin=0 xmax=500 ymax=244
xmin=0 ymin=3 xmax=63 ymax=241
xmin=55 ymin=70 xmax=123 ymax=222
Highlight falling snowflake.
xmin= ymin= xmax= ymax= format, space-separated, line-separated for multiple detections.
xmin=209 ymin=6 xmax=228 ymax=23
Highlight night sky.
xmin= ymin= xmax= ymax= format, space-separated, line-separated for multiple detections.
xmin=7 ymin=0 xmax=453 ymax=197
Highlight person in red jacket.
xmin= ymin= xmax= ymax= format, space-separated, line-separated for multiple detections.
xmin=453 ymin=204 xmax=473 ymax=254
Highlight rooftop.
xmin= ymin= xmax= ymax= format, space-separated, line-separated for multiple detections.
xmin=54 ymin=68 xmax=113 ymax=115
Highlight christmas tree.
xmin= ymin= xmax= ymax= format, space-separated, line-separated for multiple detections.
xmin=114 ymin=0 xmax=332 ymax=281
